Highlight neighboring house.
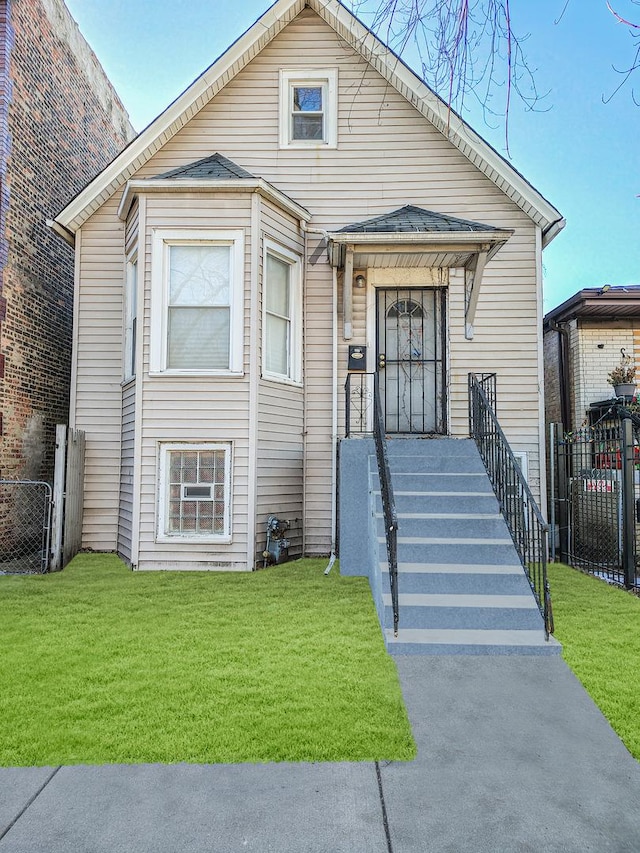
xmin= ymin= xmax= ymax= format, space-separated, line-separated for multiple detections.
xmin=52 ymin=0 xmax=563 ymax=572
xmin=0 ymin=0 xmax=134 ymax=483
xmin=544 ymin=286 xmax=640 ymax=434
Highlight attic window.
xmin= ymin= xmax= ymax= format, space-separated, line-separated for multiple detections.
xmin=279 ymin=69 xmax=337 ymax=149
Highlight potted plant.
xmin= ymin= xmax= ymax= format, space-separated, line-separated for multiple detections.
xmin=608 ymin=353 xmax=637 ymax=399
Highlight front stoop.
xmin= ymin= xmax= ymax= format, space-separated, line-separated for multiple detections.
xmin=374 ymin=439 xmax=561 ymax=656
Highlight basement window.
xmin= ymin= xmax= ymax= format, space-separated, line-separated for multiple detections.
xmin=157 ymin=443 xmax=231 ymax=542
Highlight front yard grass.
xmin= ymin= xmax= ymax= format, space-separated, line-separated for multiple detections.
xmin=549 ymin=562 xmax=640 ymax=760
xmin=0 ymin=554 xmax=416 ymax=767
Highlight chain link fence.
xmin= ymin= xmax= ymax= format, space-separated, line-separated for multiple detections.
xmin=0 ymin=480 xmax=52 ymax=574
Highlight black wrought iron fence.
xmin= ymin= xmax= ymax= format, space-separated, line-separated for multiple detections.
xmin=468 ymin=374 xmax=553 ymax=637
xmin=0 ymin=480 xmax=52 ymax=574
xmin=553 ymin=412 xmax=640 ymax=589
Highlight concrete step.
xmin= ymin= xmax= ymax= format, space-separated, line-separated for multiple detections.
xmin=375 ymin=491 xmax=500 ymax=515
xmin=386 ymin=472 xmax=495 ymax=493
xmin=382 ymin=598 xmax=544 ymax=631
xmin=376 ymin=513 xmax=509 ymax=540
xmin=384 ymin=628 xmax=562 ymax=656
xmin=385 ymin=455 xmax=487 ymax=474
xmin=380 ymin=564 xmax=535 ymax=596
xmin=386 ymin=538 xmax=521 ymax=566
xmin=384 ymin=438 xmax=481 ymax=458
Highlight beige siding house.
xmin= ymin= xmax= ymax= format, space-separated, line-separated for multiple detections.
xmin=53 ymin=0 xmax=563 ymax=572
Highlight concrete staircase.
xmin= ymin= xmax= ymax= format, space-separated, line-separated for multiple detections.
xmin=373 ymin=439 xmax=560 ymax=655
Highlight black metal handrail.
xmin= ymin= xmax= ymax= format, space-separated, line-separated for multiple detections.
xmin=372 ymin=373 xmax=399 ymax=636
xmin=345 ymin=372 xmax=399 ymax=635
xmin=468 ymin=373 xmax=554 ymax=638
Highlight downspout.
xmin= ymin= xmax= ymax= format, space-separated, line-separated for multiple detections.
xmin=330 ymin=265 xmax=338 ymax=560
xmin=299 ymin=222 xmax=338 ymax=570
xmin=548 ymin=319 xmax=571 ymax=433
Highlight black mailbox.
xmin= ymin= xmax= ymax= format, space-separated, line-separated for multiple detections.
xmin=348 ymin=345 xmax=366 ymax=371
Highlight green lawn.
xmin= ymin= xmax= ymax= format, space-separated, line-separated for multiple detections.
xmin=549 ymin=562 xmax=640 ymax=760
xmin=0 ymin=554 xmax=416 ymax=767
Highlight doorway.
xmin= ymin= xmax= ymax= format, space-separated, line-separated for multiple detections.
xmin=376 ymin=287 xmax=446 ymax=434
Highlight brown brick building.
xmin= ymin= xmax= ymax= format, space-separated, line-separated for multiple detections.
xmin=0 ymin=0 xmax=134 ymax=482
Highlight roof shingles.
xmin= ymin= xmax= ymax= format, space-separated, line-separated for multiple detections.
xmin=337 ymin=205 xmax=502 ymax=234
xmin=154 ymin=153 xmax=254 ymax=181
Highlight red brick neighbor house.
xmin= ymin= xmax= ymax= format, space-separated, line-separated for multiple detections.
xmin=0 ymin=0 xmax=134 ymax=483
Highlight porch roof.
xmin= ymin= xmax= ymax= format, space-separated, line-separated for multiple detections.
xmin=336 ymin=205 xmax=504 ymax=235
xmin=330 ymin=205 xmax=513 ymax=341
xmin=328 ymin=205 xmax=512 ymax=269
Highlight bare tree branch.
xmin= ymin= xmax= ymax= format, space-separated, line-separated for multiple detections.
xmin=352 ymin=1 xmax=640 ymax=152
xmin=352 ymin=0 xmax=545 ymax=152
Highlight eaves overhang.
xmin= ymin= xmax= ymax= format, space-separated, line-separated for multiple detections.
xmin=544 ymin=287 xmax=640 ymax=330
xmin=117 ymin=177 xmax=312 ymax=224
xmin=327 ymin=228 xmax=513 ymax=268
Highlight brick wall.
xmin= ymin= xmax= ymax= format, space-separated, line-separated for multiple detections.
xmin=543 ymin=329 xmax=562 ymax=428
xmin=0 ymin=0 xmax=134 ymax=482
xmin=574 ymin=322 xmax=636 ymax=427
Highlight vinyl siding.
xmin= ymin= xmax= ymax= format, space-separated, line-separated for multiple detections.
xmin=73 ymin=6 xmax=547 ymax=560
xmin=255 ymin=200 xmax=305 ymax=562
xmin=117 ymin=379 xmax=135 ymax=561
xmin=73 ymin=198 xmax=125 ymax=549
xmin=136 ymin=194 xmax=252 ymax=569
xmin=138 ymin=7 xmax=545 ymax=527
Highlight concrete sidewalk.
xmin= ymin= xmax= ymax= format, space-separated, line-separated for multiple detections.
xmin=1 ymin=656 xmax=639 ymax=852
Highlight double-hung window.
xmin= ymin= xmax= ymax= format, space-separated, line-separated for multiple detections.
xmin=150 ymin=230 xmax=244 ymax=374
xmin=279 ymin=69 xmax=337 ymax=148
xmin=263 ymin=241 xmax=301 ymax=383
xmin=158 ymin=442 xmax=231 ymax=542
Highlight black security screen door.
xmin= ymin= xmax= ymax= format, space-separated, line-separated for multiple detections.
xmin=376 ymin=288 xmax=446 ymax=434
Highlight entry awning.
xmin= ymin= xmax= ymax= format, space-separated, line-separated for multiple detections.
xmin=327 ymin=206 xmax=513 ymax=340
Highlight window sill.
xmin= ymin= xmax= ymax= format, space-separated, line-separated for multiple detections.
xmin=156 ymin=535 xmax=233 ymax=545
xmin=279 ymin=140 xmax=337 ymax=150
xmin=261 ymin=373 xmax=303 ymax=389
xmin=148 ymin=370 xmax=245 ymax=379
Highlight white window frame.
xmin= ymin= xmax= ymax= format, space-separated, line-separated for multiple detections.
xmin=279 ymin=68 xmax=338 ymax=149
xmin=150 ymin=229 xmax=244 ymax=376
xmin=157 ymin=442 xmax=232 ymax=543
xmin=262 ymin=240 xmax=302 ymax=384
xmin=123 ymin=250 xmax=138 ymax=381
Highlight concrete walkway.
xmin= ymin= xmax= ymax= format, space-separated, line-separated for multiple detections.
xmin=1 ymin=656 xmax=639 ymax=852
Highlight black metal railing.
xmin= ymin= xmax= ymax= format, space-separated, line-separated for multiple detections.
xmin=468 ymin=373 xmax=553 ymax=637
xmin=345 ymin=372 xmax=399 ymax=635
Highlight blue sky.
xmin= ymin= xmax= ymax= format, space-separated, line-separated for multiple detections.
xmin=64 ymin=0 xmax=639 ymax=312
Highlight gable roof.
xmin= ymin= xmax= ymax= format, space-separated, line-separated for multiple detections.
xmin=53 ymin=0 xmax=564 ymax=244
xmin=337 ymin=205 xmax=504 ymax=234
xmin=155 ymin=153 xmax=255 ymax=180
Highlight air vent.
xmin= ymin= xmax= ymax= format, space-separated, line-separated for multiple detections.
xmin=182 ymin=485 xmax=213 ymax=500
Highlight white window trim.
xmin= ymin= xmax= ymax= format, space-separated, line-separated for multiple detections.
xmin=279 ymin=68 xmax=338 ymax=149
xmin=157 ymin=442 xmax=232 ymax=543
xmin=262 ymin=239 xmax=303 ymax=385
xmin=149 ymin=229 xmax=244 ymax=376
xmin=123 ymin=249 xmax=138 ymax=382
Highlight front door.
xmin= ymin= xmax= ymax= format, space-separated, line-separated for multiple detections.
xmin=376 ymin=288 xmax=446 ymax=434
